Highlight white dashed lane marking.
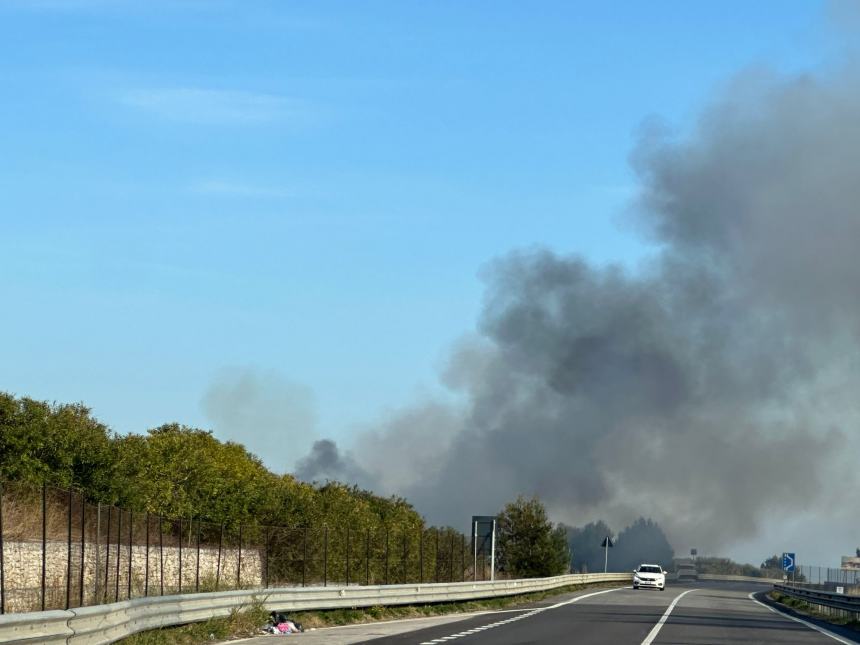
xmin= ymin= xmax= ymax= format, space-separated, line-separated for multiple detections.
xmin=417 ymin=587 xmax=623 ymax=643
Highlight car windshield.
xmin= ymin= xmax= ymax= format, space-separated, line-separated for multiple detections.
xmin=639 ymin=566 xmax=662 ymax=573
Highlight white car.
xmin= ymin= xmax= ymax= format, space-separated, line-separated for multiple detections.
xmin=633 ymin=564 xmax=666 ymax=590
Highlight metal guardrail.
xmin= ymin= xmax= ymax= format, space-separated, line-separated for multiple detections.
xmin=774 ymin=583 xmax=860 ymax=616
xmin=699 ymin=574 xmax=783 ymax=584
xmin=0 ymin=572 xmax=631 ymax=644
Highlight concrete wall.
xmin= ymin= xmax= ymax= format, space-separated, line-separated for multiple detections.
xmin=1 ymin=539 xmax=262 ymax=612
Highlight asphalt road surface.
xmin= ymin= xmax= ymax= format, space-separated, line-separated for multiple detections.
xmin=239 ymin=581 xmax=860 ymax=645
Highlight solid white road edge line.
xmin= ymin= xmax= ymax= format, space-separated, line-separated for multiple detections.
xmin=748 ymin=592 xmax=854 ymax=645
xmin=640 ymin=588 xmax=698 ymax=645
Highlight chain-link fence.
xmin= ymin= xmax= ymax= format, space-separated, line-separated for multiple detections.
xmin=0 ymin=479 xmax=477 ymax=613
xmin=789 ymin=564 xmax=860 ymax=593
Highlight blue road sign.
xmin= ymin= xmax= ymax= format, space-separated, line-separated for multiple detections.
xmin=782 ymin=552 xmax=796 ymax=572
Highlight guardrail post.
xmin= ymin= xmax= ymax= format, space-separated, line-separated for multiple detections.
xmin=79 ymin=495 xmax=85 ymax=607
xmin=419 ymin=528 xmax=423 ymax=583
xmin=346 ymin=527 xmax=351 ymax=586
xmin=323 ymin=526 xmax=328 ymax=587
xmin=66 ymin=489 xmax=72 ymax=609
xmin=0 ymin=482 xmax=5 ymax=615
xmin=41 ymin=483 xmax=47 ymax=611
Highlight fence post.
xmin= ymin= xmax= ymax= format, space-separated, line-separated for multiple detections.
xmin=461 ymin=534 xmax=465 ymax=582
xmin=402 ymin=533 xmax=407 ymax=583
xmin=103 ymin=506 xmax=111 ymax=603
xmin=323 ymin=526 xmax=328 ymax=587
xmin=435 ymin=529 xmax=439 ymax=583
xmin=94 ymin=504 xmax=101 ymax=603
xmin=115 ymin=510 xmax=122 ymax=602
xmin=159 ymin=516 xmax=164 ymax=596
xmin=144 ymin=513 xmax=149 ymax=596
xmin=0 ymin=482 xmax=5 ymax=615
xmin=237 ymin=524 xmax=243 ymax=589
xmin=365 ymin=528 xmax=370 ymax=586
xmin=346 ymin=527 xmax=351 ymax=586
xmin=419 ymin=528 xmax=423 ymax=583
xmin=215 ymin=523 xmax=223 ymax=591
xmin=66 ymin=489 xmax=72 ymax=609
xmin=79 ymin=495 xmax=85 ymax=607
xmin=127 ymin=511 xmax=133 ymax=599
xmin=195 ymin=520 xmax=201 ymax=593
xmin=451 ymin=533 xmax=456 ymax=582
xmin=302 ymin=528 xmax=307 ymax=587
xmin=178 ymin=519 xmax=183 ymax=594
xmin=41 ymin=483 xmax=47 ymax=611
xmin=385 ymin=528 xmax=389 ymax=585
xmin=264 ymin=526 xmax=270 ymax=589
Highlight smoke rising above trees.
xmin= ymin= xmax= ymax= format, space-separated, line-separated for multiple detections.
xmin=295 ymin=64 xmax=860 ymax=556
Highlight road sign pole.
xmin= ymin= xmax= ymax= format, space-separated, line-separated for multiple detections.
xmin=472 ymin=521 xmax=477 ymax=582
xmin=604 ymin=543 xmax=608 ymax=573
xmin=490 ymin=520 xmax=495 ymax=582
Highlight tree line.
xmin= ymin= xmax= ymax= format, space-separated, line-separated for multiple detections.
xmin=1 ymin=391 xmax=682 ymax=578
xmin=0 ymin=393 xmax=421 ymax=533
xmin=565 ymin=518 xmax=675 ymax=573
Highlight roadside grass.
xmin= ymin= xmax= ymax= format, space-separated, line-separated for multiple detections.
xmin=116 ymin=580 xmax=627 ymax=644
xmin=116 ymin=597 xmax=270 ymax=645
xmin=767 ymin=591 xmax=860 ymax=632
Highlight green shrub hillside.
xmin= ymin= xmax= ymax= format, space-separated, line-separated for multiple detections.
xmin=0 ymin=392 xmax=423 ymax=532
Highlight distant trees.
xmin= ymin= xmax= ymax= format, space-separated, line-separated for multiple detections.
xmin=566 ymin=520 xmax=614 ymax=573
xmin=614 ymin=518 xmax=674 ymax=571
xmin=760 ymin=554 xmax=782 ymax=571
xmin=566 ymin=517 xmax=674 ymax=572
xmin=496 ymin=496 xmax=569 ymax=578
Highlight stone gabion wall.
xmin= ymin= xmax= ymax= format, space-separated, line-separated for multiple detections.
xmin=1 ymin=539 xmax=262 ymax=613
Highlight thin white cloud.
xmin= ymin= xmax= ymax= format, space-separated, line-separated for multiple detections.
xmin=119 ymin=87 xmax=304 ymax=125
xmin=190 ymin=179 xmax=293 ymax=199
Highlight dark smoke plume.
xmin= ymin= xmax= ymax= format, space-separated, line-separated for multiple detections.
xmin=297 ymin=66 xmax=860 ymax=555
xmin=295 ymin=439 xmax=373 ymax=487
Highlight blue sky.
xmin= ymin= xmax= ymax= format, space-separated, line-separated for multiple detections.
xmin=0 ymin=1 xmax=828 ymax=466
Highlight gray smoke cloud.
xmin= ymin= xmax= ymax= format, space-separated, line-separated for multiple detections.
xmin=202 ymin=367 xmax=317 ymax=472
xmin=296 ymin=64 xmax=860 ymax=558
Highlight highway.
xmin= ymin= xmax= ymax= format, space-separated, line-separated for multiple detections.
xmin=253 ymin=581 xmax=860 ymax=644
xmin=366 ymin=581 xmax=859 ymax=645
